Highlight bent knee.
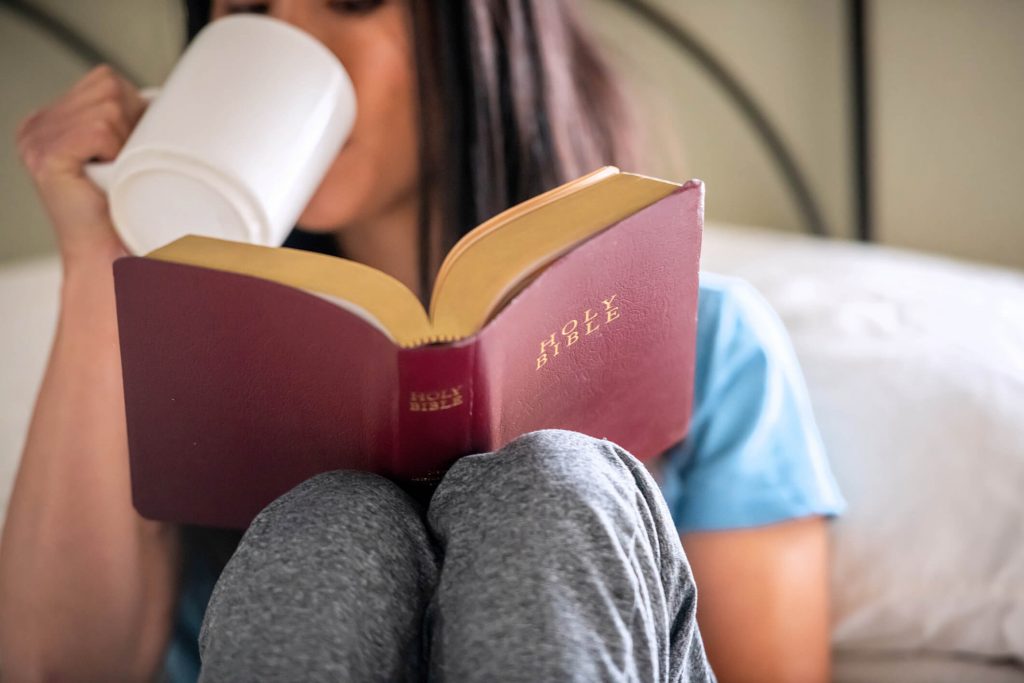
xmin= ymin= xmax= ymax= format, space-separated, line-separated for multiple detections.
xmin=247 ymin=469 xmax=422 ymax=549
xmin=430 ymin=430 xmax=654 ymax=557
xmin=264 ymin=469 xmax=402 ymax=514
xmin=506 ymin=428 xmax=607 ymax=456
xmin=494 ymin=428 xmax=635 ymax=489
xmin=438 ymin=429 xmax=641 ymax=515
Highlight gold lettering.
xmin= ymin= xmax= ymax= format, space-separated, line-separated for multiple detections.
xmin=539 ymin=332 xmax=560 ymax=357
xmin=408 ymin=386 xmax=466 ymax=411
xmin=534 ymin=294 xmax=620 ymax=370
xmin=562 ymin=319 xmax=579 ymax=347
xmin=602 ymin=294 xmax=620 ymax=324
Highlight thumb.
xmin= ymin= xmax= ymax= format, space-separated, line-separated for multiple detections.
xmin=118 ymin=75 xmax=152 ymax=130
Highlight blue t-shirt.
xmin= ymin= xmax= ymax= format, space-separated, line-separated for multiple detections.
xmin=659 ymin=271 xmax=846 ymax=531
xmin=162 ymin=270 xmax=846 ymax=681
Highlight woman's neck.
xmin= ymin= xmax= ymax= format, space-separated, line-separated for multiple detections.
xmin=333 ymin=197 xmax=425 ymax=303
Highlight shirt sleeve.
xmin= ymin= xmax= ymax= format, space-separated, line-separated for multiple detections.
xmin=659 ymin=271 xmax=846 ymax=533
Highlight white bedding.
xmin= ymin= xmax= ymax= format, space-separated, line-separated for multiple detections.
xmin=833 ymin=650 xmax=1024 ymax=683
xmin=702 ymin=224 xmax=1024 ymax=680
xmin=0 ymin=253 xmax=61 ymax=525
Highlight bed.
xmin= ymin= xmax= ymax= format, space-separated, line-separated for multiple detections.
xmin=2 ymin=223 xmax=1022 ymax=681
xmin=701 ymin=224 xmax=1024 ymax=682
xmin=2 ymin=1 xmax=1022 ymax=679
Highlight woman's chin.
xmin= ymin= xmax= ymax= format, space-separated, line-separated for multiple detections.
xmin=293 ymin=203 xmax=349 ymax=233
xmin=295 ymin=181 xmax=363 ymax=233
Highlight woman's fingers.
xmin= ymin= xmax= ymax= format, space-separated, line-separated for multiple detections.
xmin=13 ymin=63 xmax=142 ymax=262
xmin=15 ymin=65 xmax=147 ymax=180
xmin=17 ymin=102 xmax=123 ymax=178
xmin=31 ymin=65 xmax=146 ymax=151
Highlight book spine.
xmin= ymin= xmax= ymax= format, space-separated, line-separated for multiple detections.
xmin=395 ymin=339 xmax=478 ymax=482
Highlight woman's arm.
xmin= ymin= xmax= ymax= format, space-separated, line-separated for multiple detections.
xmin=683 ymin=516 xmax=832 ymax=683
xmin=0 ymin=64 xmax=181 ymax=681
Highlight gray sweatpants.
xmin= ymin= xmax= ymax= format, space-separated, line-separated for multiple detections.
xmin=197 ymin=429 xmax=715 ymax=682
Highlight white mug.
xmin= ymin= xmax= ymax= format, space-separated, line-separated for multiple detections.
xmin=85 ymin=14 xmax=356 ymax=255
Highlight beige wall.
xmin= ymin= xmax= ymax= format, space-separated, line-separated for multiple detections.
xmin=1 ymin=1 xmax=1021 ymax=268
xmin=589 ymin=0 xmax=1024 ymax=269
xmin=872 ymin=0 xmax=1024 ymax=269
xmin=589 ymin=0 xmax=853 ymax=240
xmin=0 ymin=1 xmax=183 ymax=263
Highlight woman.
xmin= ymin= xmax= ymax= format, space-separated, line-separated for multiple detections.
xmin=0 ymin=0 xmax=845 ymax=681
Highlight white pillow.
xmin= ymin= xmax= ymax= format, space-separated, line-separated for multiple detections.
xmin=701 ymin=224 xmax=1024 ymax=661
xmin=0 ymin=254 xmax=62 ymax=532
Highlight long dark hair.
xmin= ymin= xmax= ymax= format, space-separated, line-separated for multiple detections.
xmin=184 ymin=0 xmax=638 ymax=301
xmin=179 ymin=0 xmax=639 ymax=572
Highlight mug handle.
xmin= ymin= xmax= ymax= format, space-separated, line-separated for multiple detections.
xmin=84 ymin=85 xmax=162 ymax=191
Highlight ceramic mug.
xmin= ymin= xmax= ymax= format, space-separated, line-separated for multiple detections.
xmin=84 ymin=14 xmax=356 ymax=255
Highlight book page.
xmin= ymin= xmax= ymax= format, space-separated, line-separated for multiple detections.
xmin=145 ymin=236 xmax=432 ymax=344
xmin=143 ymin=168 xmax=680 ymax=347
xmin=427 ymin=171 xmax=680 ymax=342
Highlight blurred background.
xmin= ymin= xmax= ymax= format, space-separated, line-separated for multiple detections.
xmin=2 ymin=2 xmax=1023 ymax=678
xmin=1 ymin=0 xmax=1022 ymax=268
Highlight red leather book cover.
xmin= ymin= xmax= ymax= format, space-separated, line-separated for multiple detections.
xmin=112 ymin=180 xmax=703 ymax=529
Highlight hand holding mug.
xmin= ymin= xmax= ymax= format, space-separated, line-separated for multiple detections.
xmin=15 ymin=64 xmax=149 ymax=267
xmin=84 ymin=15 xmax=356 ymax=256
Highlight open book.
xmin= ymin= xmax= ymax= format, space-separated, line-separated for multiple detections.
xmin=113 ymin=167 xmax=704 ymax=529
